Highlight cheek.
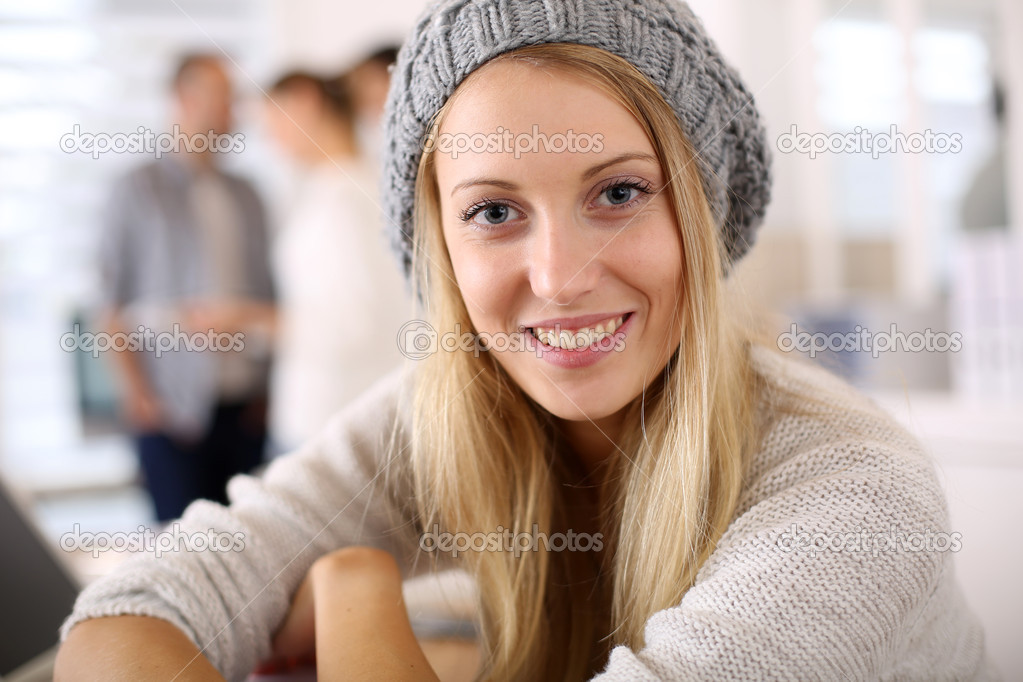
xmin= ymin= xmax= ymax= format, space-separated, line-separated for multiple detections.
xmin=617 ymin=219 xmax=683 ymax=314
xmin=654 ymin=240 xmax=684 ymax=298
xmin=650 ymin=245 xmax=685 ymax=339
xmin=443 ymin=231 xmax=521 ymax=331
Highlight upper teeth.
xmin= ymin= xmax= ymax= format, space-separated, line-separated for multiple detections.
xmin=533 ymin=315 xmax=624 ymax=350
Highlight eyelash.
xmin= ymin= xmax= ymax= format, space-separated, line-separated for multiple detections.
xmin=458 ymin=196 xmax=500 ymax=223
xmin=595 ymin=177 xmax=654 ymax=210
xmin=457 ymin=178 xmax=654 ymax=224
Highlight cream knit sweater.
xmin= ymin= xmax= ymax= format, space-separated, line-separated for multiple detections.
xmin=60 ymin=345 xmax=997 ymax=680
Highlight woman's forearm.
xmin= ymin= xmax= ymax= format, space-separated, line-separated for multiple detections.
xmin=55 ymin=616 xmax=224 ymax=681
xmin=311 ymin=548 xmax=440 ymax=681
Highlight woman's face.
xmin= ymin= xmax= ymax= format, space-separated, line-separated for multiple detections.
xmin=263 ymin=86 xmax=320 ymax=161
xmin=434 ymin=60 xmax=684 ymax=423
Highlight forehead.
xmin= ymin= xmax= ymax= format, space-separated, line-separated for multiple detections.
xmin=184 ymin=61 xmax=230 ymax=90
xmin=435 ymin=60 xmax=656 ymax=181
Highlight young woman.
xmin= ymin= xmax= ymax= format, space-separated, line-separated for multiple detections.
xmin=56 ymin=0 xmax=994 ymax=680
xmin=262 ymin=71 xmax=409 ymax=452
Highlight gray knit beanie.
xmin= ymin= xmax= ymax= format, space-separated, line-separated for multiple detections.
xmin=380 ymin=0 xmax=772 ymax=278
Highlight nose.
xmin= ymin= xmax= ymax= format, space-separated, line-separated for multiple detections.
xmin=528 ymin=213 xmax=601 ymax=307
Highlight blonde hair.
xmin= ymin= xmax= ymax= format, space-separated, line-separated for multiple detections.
xmin=408 ymin=43 xmax=766 ymax=681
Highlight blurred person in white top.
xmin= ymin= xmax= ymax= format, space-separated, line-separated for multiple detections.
xmin=344 ymin=46 xmax=400 ymax=169
xmin=263 ymin=65 xmax=410 ymax=452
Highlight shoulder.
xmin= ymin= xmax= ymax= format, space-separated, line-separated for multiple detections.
xmin=746 ymin=343 xmax=931 ymax=485
xmin=109 ymin=160 xmax=164 ymax=194
xmin=732 ymin=343 xmax=947 ymax=548
xmin=593 ymin=348 xmax=981 ymax=678
xmin=102 ymin=161 xmax=176 ymax=230
xmin=312 ymin=160 xmax=380 ymax=206
xmin=216 ymin=166 xmax=264 ymax=205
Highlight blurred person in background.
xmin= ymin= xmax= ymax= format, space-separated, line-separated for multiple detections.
xmin=263 ymin=65 xmax=409 ymax=452
xmin=344 ymin=45 xmax=401 ymax=167
xmin=961 ymin=82 xmax=1010 ymax=231
xmin=99 ymin=53 xmax=276 ymax=522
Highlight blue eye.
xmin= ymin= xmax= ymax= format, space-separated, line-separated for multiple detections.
xmin=459 ymin=200 xmax=521 ymax=227
xmin=595 ymin=179 xmax=652 ymax=209
xmin=479 ymin=205 xmax=510 ymax=224
xmin=607 ymin=185 xmax=635 ymax=204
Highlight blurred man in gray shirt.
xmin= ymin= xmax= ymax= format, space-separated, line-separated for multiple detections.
xmin=99 ymin=54 xmax=276 ymax=521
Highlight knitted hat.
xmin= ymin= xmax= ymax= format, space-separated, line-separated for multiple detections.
xmin=380 ymin=0 xmax=772 ymax=278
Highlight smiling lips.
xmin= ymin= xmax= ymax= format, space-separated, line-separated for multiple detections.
xmin=528 ymin=313 xmax=630 ymax=350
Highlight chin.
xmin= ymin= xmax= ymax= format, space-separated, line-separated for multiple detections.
xmin=519 ymin=377 xmax=632 ymax=423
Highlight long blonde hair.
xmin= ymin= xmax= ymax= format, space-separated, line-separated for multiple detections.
xmin=408 ymin=43 xmax=765 ymax=681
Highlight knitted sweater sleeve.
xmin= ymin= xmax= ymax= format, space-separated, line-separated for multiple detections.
xmin=59 ymin=368 xmax=423 ymax=681
xmin=591 ymin=352 xmax=993 ymax=681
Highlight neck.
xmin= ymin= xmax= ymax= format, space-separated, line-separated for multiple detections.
xmin=557 ymin=410 xmax=625 ymax=482
xmin=305 ymin=119 xmax=358 ymax=164
xmin=173 ymin=122 xmax=218 ymax=171
xmin=173 ymin=149 xmax=215 ymax=172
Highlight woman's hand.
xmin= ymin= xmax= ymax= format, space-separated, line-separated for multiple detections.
xmin=262 ymin=546 xmax=440 ymax=681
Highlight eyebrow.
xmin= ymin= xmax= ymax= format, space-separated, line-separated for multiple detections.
xmin=449 ymin=152 xmax=660 ymax=197
xmin=580 ymin=152 xmax=659 ymax=180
